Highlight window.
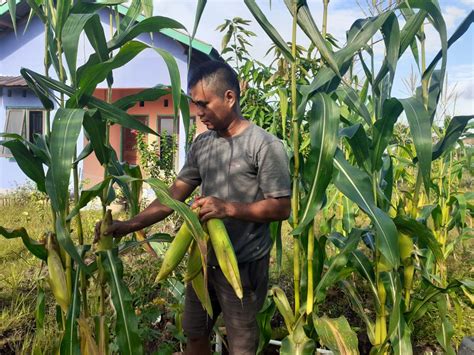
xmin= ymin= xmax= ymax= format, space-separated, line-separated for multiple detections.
xmin=0 ymin=109 xmax=45 ymax=157
xmin=158 ymin=116 xmax=177 ymax=171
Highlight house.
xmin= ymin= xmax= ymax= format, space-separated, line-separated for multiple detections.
xmin=0 ymin=0 xmax=218 ymax=191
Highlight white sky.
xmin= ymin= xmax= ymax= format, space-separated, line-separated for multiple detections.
xmin=154 ymin=0 xmax=474 ymax=117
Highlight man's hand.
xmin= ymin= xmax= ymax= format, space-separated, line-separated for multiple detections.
xmin=191 ymin=196 xmax=234 ymax=222
xmin=93 ymin=219 xmax=135 ymax=243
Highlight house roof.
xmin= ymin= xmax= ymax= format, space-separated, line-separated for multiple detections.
xmin=0 ymin=0 xmax=220 ymax=59
xmin=0 ymin=75 xmax=27 ymax=87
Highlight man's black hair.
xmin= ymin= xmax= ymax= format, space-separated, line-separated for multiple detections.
xmin=188 ymin=60 xmax=240 ymax=100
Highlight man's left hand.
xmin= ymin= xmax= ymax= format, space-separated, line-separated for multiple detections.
xmin=191 ymin=196 xmax=234 ymax=222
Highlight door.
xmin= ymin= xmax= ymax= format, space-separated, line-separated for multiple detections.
xmin=121 ymin=116 xmax=148 ymax=165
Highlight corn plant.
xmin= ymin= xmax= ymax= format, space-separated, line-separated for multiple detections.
xmin=241 ymin=0 xmax=474 ymax=353
xmin=0 ymin=0 xmax=209 ymax=353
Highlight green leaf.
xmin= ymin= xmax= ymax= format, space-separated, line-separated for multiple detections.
xmin=35 ymin=286 xmax=45 ymax=330
xmin=256 ymin=297 xmax=276 ymax=355
xmin=313 ymin=316 xmax=359 ymax=355
xmin=295 ymin=93 xmax=339 ymax=234
xmin=244 ymin=0 xmax=294 ymax=62
xmin=0 ymin=226 xmax=47 ymax=260
xmin=284 ymin=0 xmax=340 ymax=77
xmin=46 ymin=109 xmax=84 ymax=213
xmin=423 ymin=6 xmax=473 ymax=82
xmin=431 ymin=115 xmax=473 ymax=161
xmin=154 ymin=47 xmax=182 ymax=120
xmin=280 ymin=317 xmax=316 ymax=355
xmin=21 ymin=69 xmax=55 ymax=110
xmin=62 ymin=13 xmax=109 ymax=85
xmin=74 ymin=142 xmax=93 ymax=165
xmin=372 ymin=98 xmax=403 ymax=171
xmin=393 ymin=215 xmax=443 ymax=262
xmin=436 ymin=296 xmax=455 ymax=355
xmin=67 ymin=177 xmax=112 ymax=221
xmin=336 ymin=84 xmax=371 ymax=126
xmin=339 ymin=124 xmax=371 ymax=173
xmin=61 ymin=266 xmax=82 ymax=355
xmin=333 ymin=151 xmax=399 ymax=268
xmin=0 ymin=139 xmax=46 ymax=192
xmin=271 ymin=286 xmax=295 ymax=332
xmin=373 ymin=12 xmax=400 ymax=95
xmin=56 ymin=0 xmax=72 ymax=38
xmin=349 ymin=250 xmax=379 ymax=307
xmin=114 ymin=86 xmax=170 ymax=111
xmin=122 ymin=164 xmax=142 ymax=217
xmin=102 ymin=249 xmax=143 ymax=355
xmin=399 ymin=9 xmax=426 ymax=58
xmin=20 ymin=69 xmax=157 ymax=135
xmin=109 ymin=16 xmax=187 ymax=51
xmin=7 ymin=0 xmax=17 ymax=34
xmin=82 ymin=111 xmax=110 ymax=166
xmin=398 ymin=97 xmax=432 ymax=195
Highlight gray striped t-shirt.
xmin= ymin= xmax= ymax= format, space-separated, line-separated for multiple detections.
xmin=177 ymin=122 xmax=291 ymax=264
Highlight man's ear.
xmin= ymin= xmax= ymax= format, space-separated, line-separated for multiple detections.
xmin=224 ymin=89 xmax=237 ymax=109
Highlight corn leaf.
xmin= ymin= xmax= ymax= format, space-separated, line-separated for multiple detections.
xmin=7 ymin=0 xmax=17 ymax=34
xmin=398 ymin=97 xmax=432 ymax=195
xmin=0 ymin=139 xmax=46 ymax=192
xmin=295 ymin=93 xmax=339 ymax=234
xmin=283 ymin=0 xmax=340 ymax=77
xmin=82 ymin=111 xmax=110 ymax=166
xmin=339 ymin=124 xmax=371 ymax=173
xmin=333 ymin=151 xmax=399 ymax=268
xmin=67 ymin=177 xmax=113 ymax=221
xmin=102 ymin=249 xmax=143 ymax=355
xmin=56 ymin=0 xmax=71 ymax=38
xmin=436 ymin=296 xmax=456 ymax=355
xmin=35 ymin=286 xmax=45 ymax=330
xmin=336 ymin=85 xmax=371 ymax=126
xmin=0 ymin=226 xmax=47 ymax=260
xmin=244 ymin=0 xmax=293 ymax=63
xmin=313 ymin=316 xmax=359 ymax=355
xmin=256 ymin=298 xmax=276 ymax=355
xmin=114 ymin=86 xmax=170 ymax=111
xmin=393 ymin=215 xmax=443 ymax=261
xmin=271 ymin=286 xmax=295 ymax=331
xmin=348 ymin=250 xmax=379 ymax=307
xmin=62 ymin=13 xmax=109 ymax=85
xmin=109 ymin=16 xmax=187 ymax=50
xmin=372 ymin=98 xmax=403 ymax=171
xmin=431 ymin=115 xmax=473 ymax=161
xmin=61 ymin=266 xmax=82 ymax=355
xmin=20 ymin=69 xmax=157 ymax=135
xmin=280 ymin=317 xmax=315 ymax=355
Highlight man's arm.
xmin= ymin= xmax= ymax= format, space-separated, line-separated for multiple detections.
xmin=192 ymin=196 xmax=291 ymax=223
xmin=101 ymin=179 xmax=196 ymax=238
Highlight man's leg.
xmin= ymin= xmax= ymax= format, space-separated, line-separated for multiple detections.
xmin=183 ymin=275 xmax=221 ymax=354
xmin=214 ymin=254 xmax=270 ymax=355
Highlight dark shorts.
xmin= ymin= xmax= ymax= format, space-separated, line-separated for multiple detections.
xmin=183 ymin=253 xmax=270 ymax=355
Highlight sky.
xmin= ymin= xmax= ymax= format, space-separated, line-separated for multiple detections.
xmin=153 ymin=0 xmax=474 ymax=119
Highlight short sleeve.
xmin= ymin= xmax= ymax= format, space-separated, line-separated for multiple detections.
xmin=177 ymin=142 xmax=201 ymax=187
xmin=257 ymin=140 xmax=291 ymax=198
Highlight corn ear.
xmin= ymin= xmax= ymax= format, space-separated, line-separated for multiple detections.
xmin=155 ymin=221 xmax=193 ymax=283
xmin=96 ymin=210 xmax=113 ymax=252
xmin=207 ymin=218 xmax=243 ymax=299
xmin=185 ymin=240 xmax=203 ymax=282
xmin=47 ymin=246 xmax=70 ymax=313
xmin=191 ymin=270 xmax=213 ymax=318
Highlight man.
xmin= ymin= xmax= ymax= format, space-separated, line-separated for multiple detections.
xmin=99 ymin=61 xmax=291 ymax=354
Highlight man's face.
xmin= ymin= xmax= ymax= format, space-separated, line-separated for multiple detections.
xmin=189 ymin=80 xmax=235 ymax=131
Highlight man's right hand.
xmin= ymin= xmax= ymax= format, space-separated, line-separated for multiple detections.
xmin=94 ymin=219 xmax=135 ymax=243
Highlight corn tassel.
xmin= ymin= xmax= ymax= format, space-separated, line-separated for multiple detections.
xmin=96 ymin=210 xmax=113 ymax=252
xmin=185 ymin=240 xmax=203 ymax=282
xmin=191 ymin=270 xmax=213 ymax=318
xmin=155 ymin=221 xmax=193 ymax=283
xmin=47 ymin=244 xmax=70 ymax=313
xmin=207 ymin=218 xmax=243 ymax=299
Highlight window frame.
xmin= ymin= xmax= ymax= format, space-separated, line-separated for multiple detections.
xmin=0 ymin=107 xmax=46 ymax=158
